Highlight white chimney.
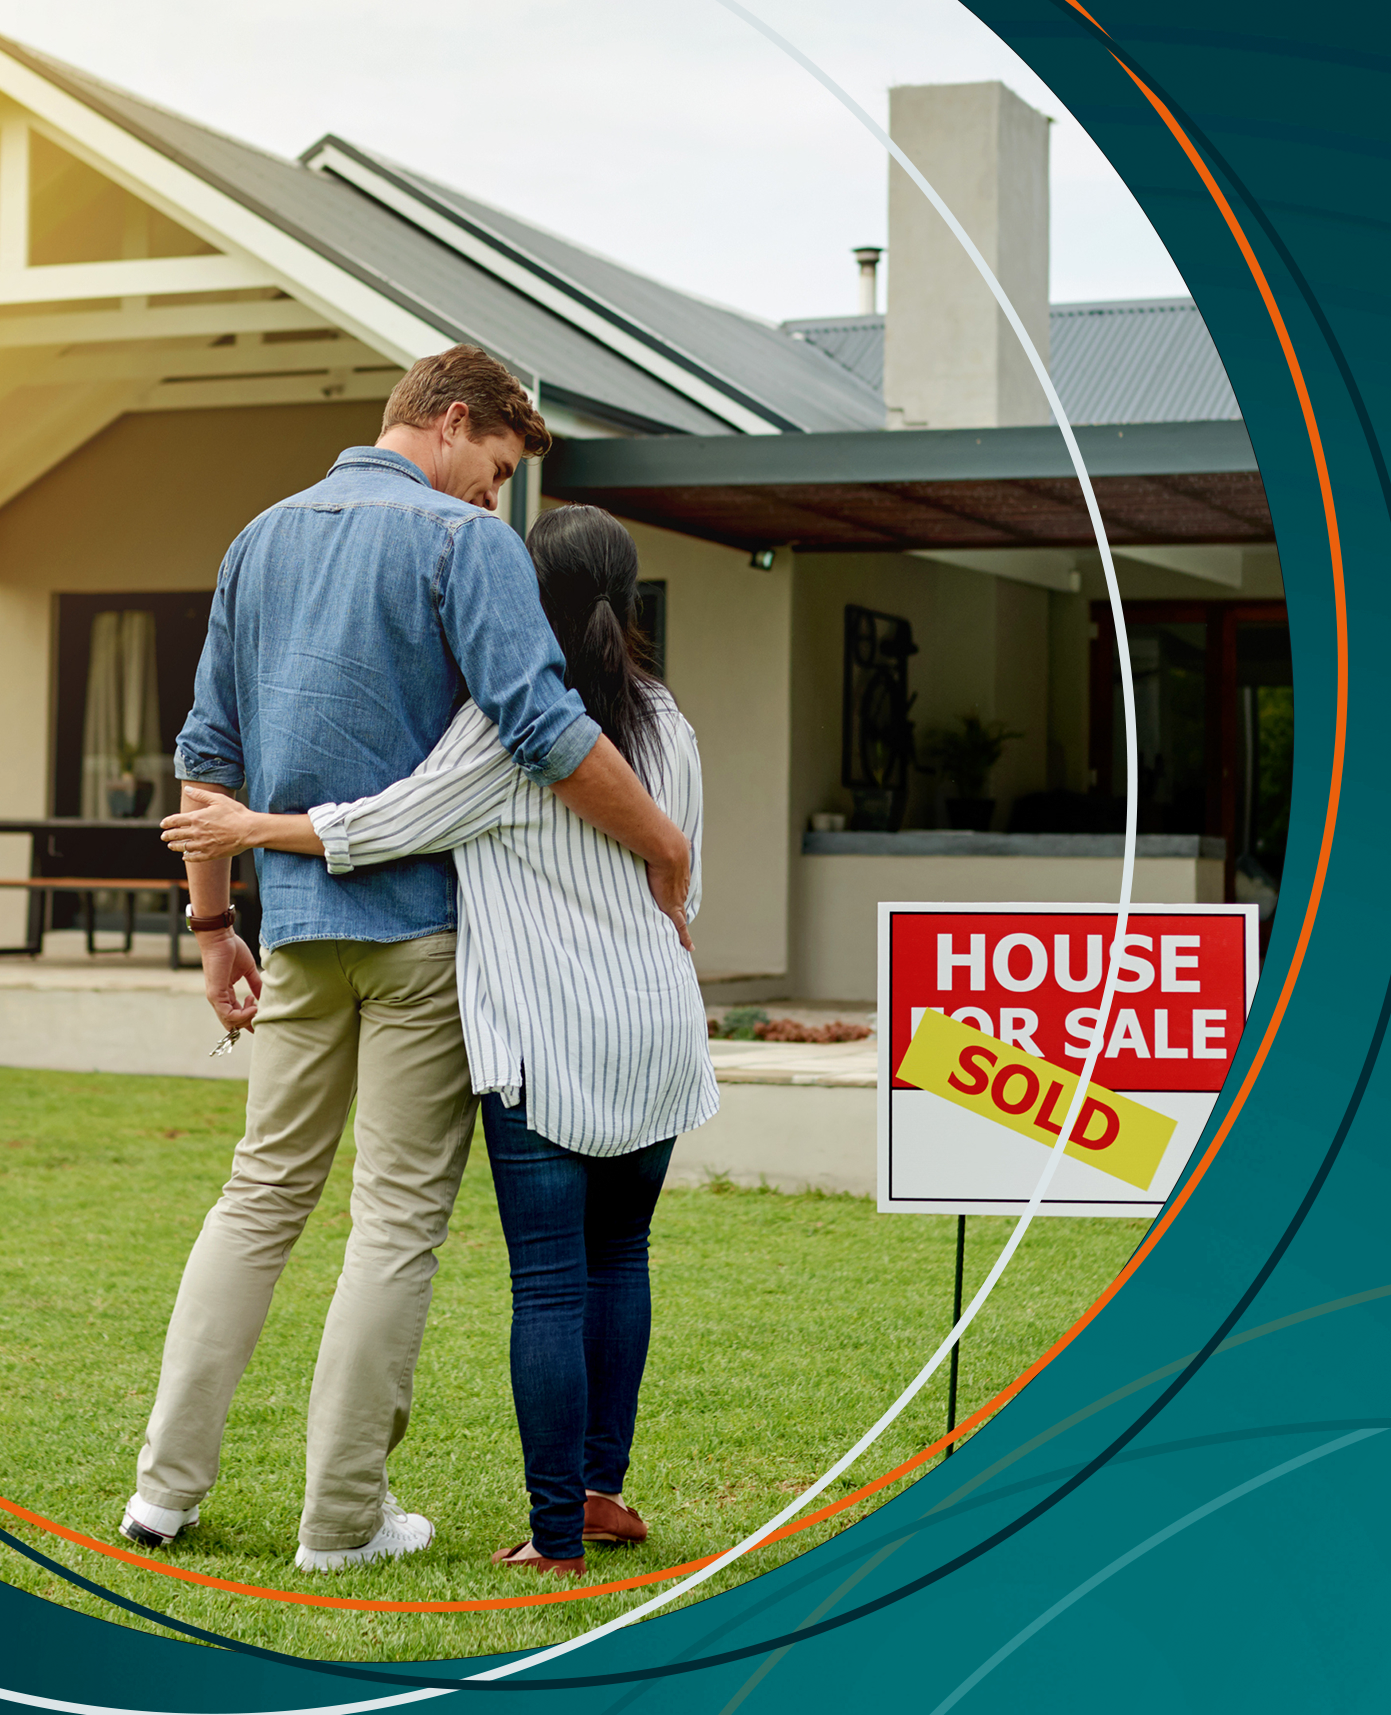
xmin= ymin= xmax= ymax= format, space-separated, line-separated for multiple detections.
xmin=853 ymin=246 xmax=882 ymax=316
xmin=883 ymin=82 xmax=1050 ymax=430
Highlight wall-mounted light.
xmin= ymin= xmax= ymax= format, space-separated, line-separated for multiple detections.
xmin=749 ymin=547 xmax=777 ymax=570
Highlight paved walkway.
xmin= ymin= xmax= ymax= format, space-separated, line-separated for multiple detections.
xmin=0 ymin=932 xmax=206 ymax=993
xmin=706 ymin=1038 xmax=875 ymax=1087
xmin=0 ymin=937 xmax=879 ymax=1085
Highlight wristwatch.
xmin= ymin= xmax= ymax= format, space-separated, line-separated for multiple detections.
xmin=186 ymin=905 xmax=236 ymax=932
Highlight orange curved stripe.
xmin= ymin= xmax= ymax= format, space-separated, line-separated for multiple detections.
xmin=0 ymin=1495 xmax=726 ymax=1611
xmin=0 ymin=15 xmax=1350 ymax=1626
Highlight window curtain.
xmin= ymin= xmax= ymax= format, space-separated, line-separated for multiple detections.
xmin=80 ymin=610 xmax=164 ymax=819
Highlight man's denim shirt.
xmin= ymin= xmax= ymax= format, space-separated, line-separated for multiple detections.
xmin=175 ymin=448 xmax=599 ymax=950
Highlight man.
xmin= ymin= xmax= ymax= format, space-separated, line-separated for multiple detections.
xmin=122 ymin=345 xmax=691 ymax=1572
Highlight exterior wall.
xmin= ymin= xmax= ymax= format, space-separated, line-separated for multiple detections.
xmin=0 ymin=400 xmax=386 ymax=618
xmin=0 ymin=400 xmax=387 ymax=937
xmin=612 ymin=518 xmax=794 ymax=985
xmin=788 ymin=553 xmax=1056 ymax=840
xmin=783 ymin=551 xmax=1056 ymax=995
xmin=788 ymin=551 xmax=951 ymax=839
xmin=798 ymin=854 xmax=1224 ymax=1001
xmin=883 ymin=82 xmax=1050 ymax=430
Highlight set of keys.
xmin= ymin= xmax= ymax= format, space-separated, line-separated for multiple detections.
xmin=209 ymin=1029 xmax=241 ymax=1058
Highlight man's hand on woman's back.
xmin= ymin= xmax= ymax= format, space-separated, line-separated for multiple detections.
xmin=643 ymin=849 xmax=693 ymax=951
xmin=549 ymin=735 xmax=694 ymax=951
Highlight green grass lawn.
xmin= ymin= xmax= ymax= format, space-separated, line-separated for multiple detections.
xmin=0 ymin=1067 xmax=1147 ymax=1663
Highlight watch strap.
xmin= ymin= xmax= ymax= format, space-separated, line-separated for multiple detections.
xmin=186 ymin=905 xmax=236 ymax=933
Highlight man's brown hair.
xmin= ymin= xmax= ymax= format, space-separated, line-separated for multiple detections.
xmin=381 ymin=344 xmax=551 ymax=456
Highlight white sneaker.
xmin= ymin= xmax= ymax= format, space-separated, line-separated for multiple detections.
xmin=294 ymin=1494 xmax=434 ymax=1573
xmin=120 ymin=1493 xmax=200 ymax=1548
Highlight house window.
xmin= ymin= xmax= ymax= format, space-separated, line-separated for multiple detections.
xmin=635 ymin=580 xmax=666 ymax=679
xmin=53 ymin=591 xmax=214 ymax=818
xmin=1089 ymin=601 xmax=1292 ymax=910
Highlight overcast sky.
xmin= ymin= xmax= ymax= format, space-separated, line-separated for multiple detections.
xmin=0 ymin=0 xmax=1189 ymax=324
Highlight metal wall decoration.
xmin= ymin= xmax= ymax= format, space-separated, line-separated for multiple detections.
xmin=842 ymin=605 xmax=919 ymax=828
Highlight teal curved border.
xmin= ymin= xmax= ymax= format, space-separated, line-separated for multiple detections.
xmin=5 ymin=5 xmax=1390 ymax=1710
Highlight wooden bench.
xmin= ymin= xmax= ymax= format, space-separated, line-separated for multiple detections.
xmin=0 ymin=878 xmax=246 ymax=970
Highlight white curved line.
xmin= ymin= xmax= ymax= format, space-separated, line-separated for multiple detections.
xmin=0 ymin=1692 xmax=451 ymax=1715
xmin=926 ymin=1428 xmax=1385 ymax=1714
xmin=466 ymin=2 xmax=1141 ymax=1684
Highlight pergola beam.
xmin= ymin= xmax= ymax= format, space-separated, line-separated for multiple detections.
xmin=34 ymin=336 xmax=388 ymax=385
xmin=138 ymin=368 xmax=400 ymax=411
xmin=0 ymin=253 xmax=280 ymax=304
xmin=0 ymin=298 xmax=336 ymax=348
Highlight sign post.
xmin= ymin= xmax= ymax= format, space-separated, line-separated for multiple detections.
xmin=944 ymin=1213 xmax=965 ymax=1458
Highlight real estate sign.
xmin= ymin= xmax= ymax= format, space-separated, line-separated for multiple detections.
xmin=877 ymin=901 xmax=1259 ymax=1217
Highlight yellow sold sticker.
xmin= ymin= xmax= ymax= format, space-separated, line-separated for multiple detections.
xmin=895 ymin=1009 xmax=1177 ymax=1192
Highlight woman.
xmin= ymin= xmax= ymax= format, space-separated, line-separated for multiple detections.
xmin=164 ymin=505 xmax=717 ymax=1578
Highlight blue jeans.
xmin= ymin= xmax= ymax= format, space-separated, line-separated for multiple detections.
xmin=482 ymin=1094 xmax=675 ymax=1560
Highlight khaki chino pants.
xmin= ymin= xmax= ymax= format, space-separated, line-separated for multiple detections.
xmin=137 ymin=932 xmax=475 ymax=1551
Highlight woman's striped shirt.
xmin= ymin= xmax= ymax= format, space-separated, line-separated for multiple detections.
xmin=308 ymin=686 xmax=718 ymax=1156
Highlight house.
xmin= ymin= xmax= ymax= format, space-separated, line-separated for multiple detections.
xmin=0 ymin=43 xmax=1288 ymax=1004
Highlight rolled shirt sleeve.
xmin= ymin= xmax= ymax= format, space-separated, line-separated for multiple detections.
xmin=308 ymin=802 xmax=356 ymax=875
xmin=438 ymin=515 xmax=600 ymax=785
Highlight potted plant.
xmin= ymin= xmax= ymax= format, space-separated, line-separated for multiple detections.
xmin=926 ymin=714 xmax=1022 ymax=831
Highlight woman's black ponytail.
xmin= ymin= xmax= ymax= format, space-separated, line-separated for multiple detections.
xmin=526 ymin=505 xmax=665 ymax=785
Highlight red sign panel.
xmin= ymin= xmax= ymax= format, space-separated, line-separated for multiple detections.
xmin=889 ymin=911 xmax=1248 ymax=1093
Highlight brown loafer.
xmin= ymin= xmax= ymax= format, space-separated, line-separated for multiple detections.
xmin=491 ymin=1540 xmax=586 ymax=1578
xmin=582 ymin=1496 xmax=648 ymax=1544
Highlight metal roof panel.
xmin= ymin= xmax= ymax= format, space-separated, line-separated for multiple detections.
xmin=352 ymin=152 xmax=888 ymax=435
xmin=782 ymin=298 xmax=1242 ymax=426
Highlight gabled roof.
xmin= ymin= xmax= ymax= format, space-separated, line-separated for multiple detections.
xmin=306 ymin=140 xmax=887 ymax=438
xmin=0 ymin=34 xmax=884 ymax=438
xmin=784 ymin=299 xmax=1243 ymax=426
xmin=782 ymin=314 xmax=889 ymax=395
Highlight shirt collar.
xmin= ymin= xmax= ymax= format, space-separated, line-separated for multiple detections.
xmin=328 ymin=447 xmax=433 ymax=488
